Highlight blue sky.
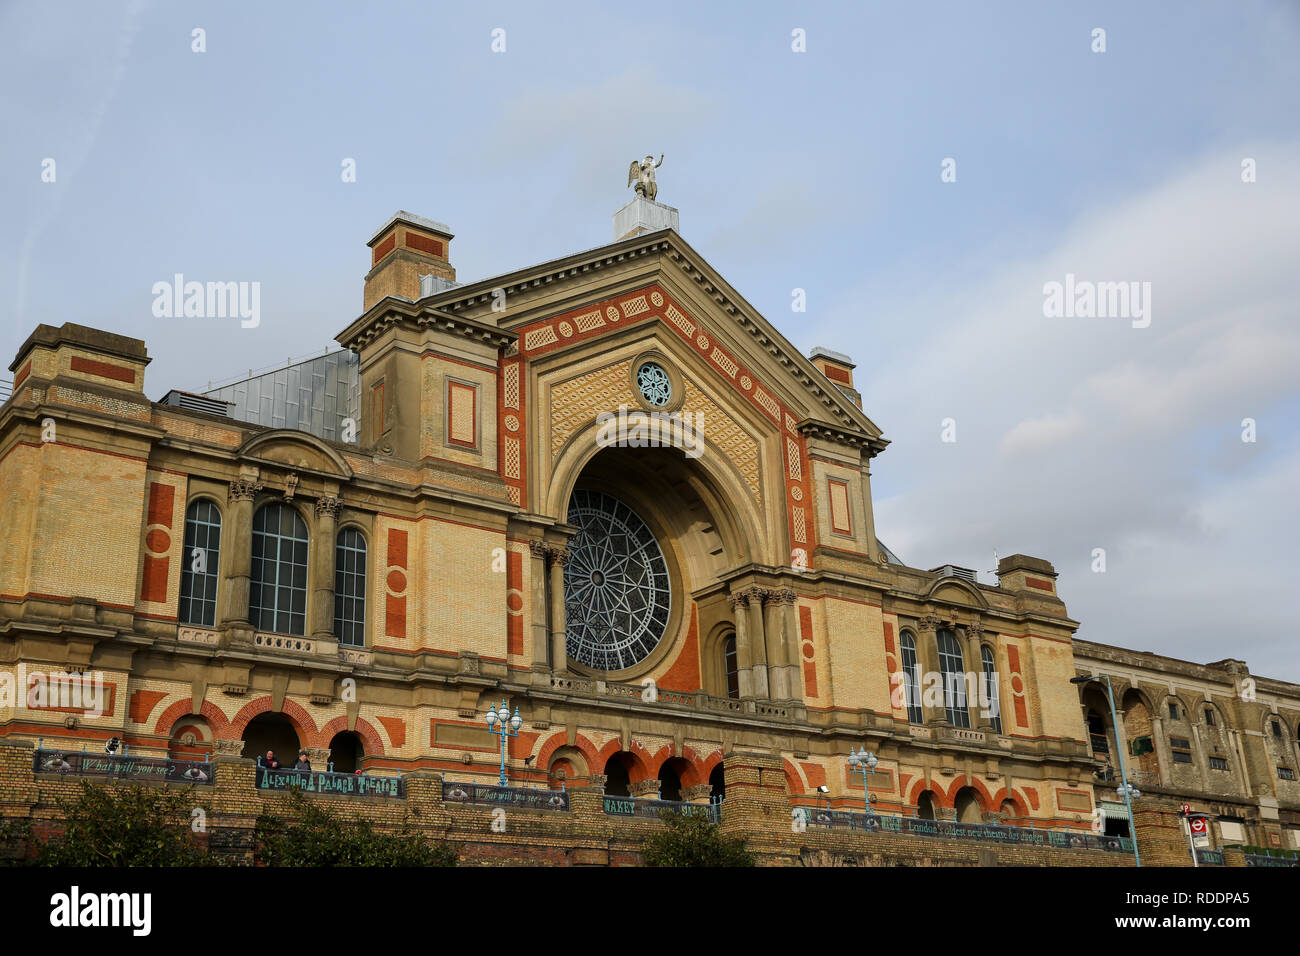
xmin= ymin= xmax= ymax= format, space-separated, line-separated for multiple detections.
xmin=3 ymin=1 xmax=1298 ymax=678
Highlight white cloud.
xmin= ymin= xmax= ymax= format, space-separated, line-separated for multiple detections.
xmin=852 ymin=143 xmax=1300 ymax=679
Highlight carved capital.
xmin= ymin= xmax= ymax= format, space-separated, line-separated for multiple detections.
xmin=588 ymin=773 xmax=608 ymax=792
xmin=629 ymin=779 xmax=660 ymax=798
xmin=212 ymin=737 xmax=246 ymax=756
xmin=546 ymin=546 xmax=570 ymax=567
xmin=728 ymin=591 xmax=750 ymax=610
xmin=967 ymin=621 xmax=985 ymax=641
xmin=229 ymin=478 xmax=262 ymax=502
xmin=775 ymin=587 xmax=798 ymax=606
xmin=529 ymin=540 xmax=549 ymax=561
xmin=917 ymin=613 xmax=941 ymax=633
xmin=682 ymin=783 xmax=714 ymax=803
xmin=314 ymin=495 xmax=341 ymax=519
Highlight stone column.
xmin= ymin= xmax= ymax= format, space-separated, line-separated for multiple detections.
xmin=528 ymin=541 xmax=551 ymax=671
xmin=547 ymin=546 xmax=569 ymax=673
xmin=964 ymin=622 xmax=993 ymax=730
xmin=916 ymin=614 xmax=945 ymax=725
xmin=763 ymin=590 xmax=791 ymax=700
xmin=309 ymin=496 xmax=340 ymax=642
xmin=747 ymin=588 xmax=770 ymax=698
xmin=221 ymin=477 xmax=260 ymax=628
xmin=779 ymin=588 xmax=803 ymax=701
xmin=729 ymin=591 xmax=757 ymax=699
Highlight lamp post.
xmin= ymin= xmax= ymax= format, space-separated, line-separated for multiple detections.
xmin=1071 ymin=674 xmax=1141 ymax=867
xmin=847 ymin=746 xmax=878 ymax=818
xmin=484 ymin=699 xmax=522 ymax=788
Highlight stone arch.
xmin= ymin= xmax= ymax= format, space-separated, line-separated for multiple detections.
xmin=922 ymin=576 xmax=990 ymax=610
xmin=646 ymin=744 xmax=703 ymax=787
xmin=546 ymin=418 xmax=770 ymax=569
xmin=783 ymin=758 xmax=806 ymax=796
xmin=989 ymin=787 xmax=1031 ymax=820
xmin=593 ymin=738 xmax=651 ymax=783
xmin=535 ymin=731 xmax=600 ymax=773
xmin=317 ymin=715 xmax=385 ymax=756
xmin=952 ymin=785 xmax=985 ymax=824
xmin=237 ymin=429 xmax=354 ymax=479
xmin=154 ymin=698 xmax=231 ymax=738
xmin=229 ymin=696 xmax=319 ymax=745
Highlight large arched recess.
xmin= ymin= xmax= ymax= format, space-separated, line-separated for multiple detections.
xmin=547 ymin=418 xmax=771 ymax=571
xmin=547 ymin=434 xmax=768 ymax=682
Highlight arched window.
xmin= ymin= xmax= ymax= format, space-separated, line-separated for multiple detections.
xmin=178 ymin=499 xmax=221 ymax=626
xmin=334 ymin=527 xmax=367 ymax=646
xmin=981 ymin=645 xmax=1002 ymax=734
xmin=723 ymin=633 xmax=740 ymax=700
xmin=937 ymin=629 xmax=969 ymax=728
xmin=250 ymin=503 xmax=309 ymax=635
xmin=899 ymin=630 xmax=923 ymax=724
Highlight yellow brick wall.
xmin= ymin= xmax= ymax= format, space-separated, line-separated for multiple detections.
xmin=27 ymin=442 xmax=146 ymax=608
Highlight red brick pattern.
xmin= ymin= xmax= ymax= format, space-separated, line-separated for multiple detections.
xmin=70 ymin=355 xmax=135 ymax=384
xmin=372 ymin=233 xmax=396 ymax=265
xmin=385 ymin=529 xmax=408 ymax=639
xmin=140 ymin=481 xmax=174 ymax=603
xmin=506 ymin=549 xmax=523 ymax=655
xmin=799 ymin=604 xmax=818 ymax=698
xmin=511 ymin=283 xmax=817 ymax=568
xmin=405 ymin=233 xmax=443 ymax=257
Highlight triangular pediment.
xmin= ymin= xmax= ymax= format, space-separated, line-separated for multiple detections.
xmin=342 ymin=229 xmax=887 ymax=455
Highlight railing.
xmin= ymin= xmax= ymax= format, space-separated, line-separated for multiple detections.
xmin=1245 ymin=853 xmax=1295 ymax=867
xmin=442 ymin=779 xmax=569 ymax=812
xmin=1195 ymin=848 xmax=1225 ymax=865
xmin=33 ymin=748 xmax=214 ymax=785
xmin=548 ymin=674 xmax=778 ymax=719
xmin=801 ymin=807 xmax=1133 ymax=853
xmin=255 ymin=766 xmax=403 ymax=798
xmin=0 ymin=379 xmax=12 ymax=404
xmin=603 ymin=795 xmax=720 ymax=822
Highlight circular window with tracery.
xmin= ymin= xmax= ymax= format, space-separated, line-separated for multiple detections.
xmin=635 ymin=361 xmax=672 ymax=407
xmin=564 ymin=490 xmax=671 ymax=671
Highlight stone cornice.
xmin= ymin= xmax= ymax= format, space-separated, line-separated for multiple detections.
xmin=337 ymin=228 xmax=886 ymax=443
xmin=338 ymin=299 xmax=517 ymax=353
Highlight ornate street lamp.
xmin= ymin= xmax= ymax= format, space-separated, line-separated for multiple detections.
xmin=847 ymin=746 xmax=879 ymax=817
xmin=484 ymin=698 xmax=522 ymax=788
xmin=1071 ymin=674 xmax=1142 ymax=867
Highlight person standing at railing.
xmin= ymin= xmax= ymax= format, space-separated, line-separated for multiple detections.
xmin=257 ymin=750 xmax=281 ymax=771
xmin=293 ymin=751 xmax=312 ymax=773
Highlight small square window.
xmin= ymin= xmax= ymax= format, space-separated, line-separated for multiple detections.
xmin=1279 ymin=767 xmax=1296 ymax=781
xmin=1209 ymin=756 xmax=1228 ymax=771
xmin=1168 ymin=702 xmax=1179 ymax=720
xmin=1172 ymin=750 xmax=1193 ymax=765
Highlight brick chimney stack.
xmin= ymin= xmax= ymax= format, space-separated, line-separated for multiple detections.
xmin=364 ymin=211 xmax=455 ymax=310
xmin=809 ymin=346 xmax=860 ymax=408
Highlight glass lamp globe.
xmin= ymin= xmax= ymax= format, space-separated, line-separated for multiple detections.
xmin=497 ymin=703 xmax=510 ymax=723
xmin=485 ymin=708 xmax=498 ymax=728
xmin=510 ymin=709 xmax=522 ymax=732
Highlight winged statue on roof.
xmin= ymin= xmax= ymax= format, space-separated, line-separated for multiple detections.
xmin=627 ymin=154 xmax=665 ymax=201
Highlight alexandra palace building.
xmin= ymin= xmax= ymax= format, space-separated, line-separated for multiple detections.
xmin=1 ymin=197 xmax=1297 ymax=865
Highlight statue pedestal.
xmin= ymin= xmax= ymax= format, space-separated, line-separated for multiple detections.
xmin=614 ymin=196 xmax=680 ymax=240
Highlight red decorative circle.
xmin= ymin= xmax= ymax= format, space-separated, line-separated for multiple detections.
xmin=802 ymin=641 xmax=815 ymax=660
xmin=1011 ymin=676 xmax=1024 ymax=693
xmin=507 ymin=592 xmax=524 ymax=612
xmin=146 ymin=529 xmax=170 ymax=553
xmin=387 ymin=570 xmax=407 ymax=593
